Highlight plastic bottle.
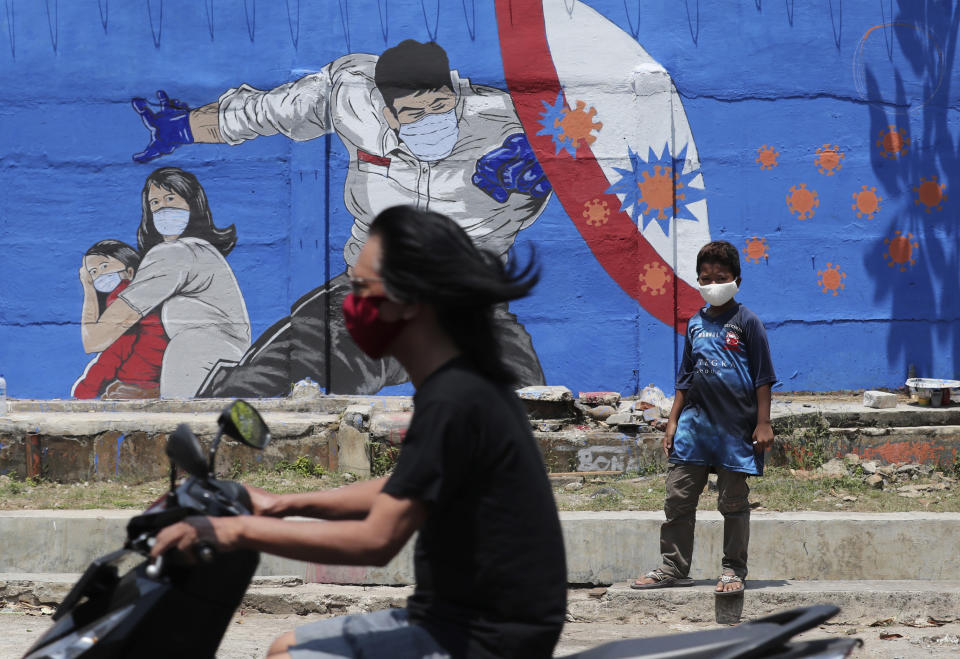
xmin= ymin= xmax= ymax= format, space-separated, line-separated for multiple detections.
xmin=0 ymin=374 xmax=6 ymax=416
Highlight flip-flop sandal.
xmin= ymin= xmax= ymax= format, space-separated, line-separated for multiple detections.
xmin=631 ymin=569 xmax=695 ymax=590
xmin=714 ymin=573 xmax=745 ymax=597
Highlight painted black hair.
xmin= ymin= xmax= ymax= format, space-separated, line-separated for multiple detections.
xmin=137 ymin=167 xmax=237 ymax=256
xmin=369 ymin=205 xmax=539 ymax=385
xmin=84 ymin=239 xmax=141 ymax=314
xmin=374 ymin=40 xmax=454 ymax=111
xmin=696 ymin=240 xmax=741 ymax=278
xmin=85 ymin=239 xmax=141 ymax=271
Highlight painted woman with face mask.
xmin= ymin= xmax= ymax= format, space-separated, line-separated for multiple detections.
xmin=73 ymin=240 xmax=169 ymax=399
xmin=79 ymin=168 xmax=251 ymax=398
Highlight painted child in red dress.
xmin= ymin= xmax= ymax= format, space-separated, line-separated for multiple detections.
xmin=72 ymin=240 xmax=169 ymax=399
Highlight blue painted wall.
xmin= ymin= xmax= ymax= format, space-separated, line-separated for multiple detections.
xmin=0 ymin=1 xmax=956 ymax=399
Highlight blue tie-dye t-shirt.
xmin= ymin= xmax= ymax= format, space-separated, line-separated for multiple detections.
xmin=671 ymin=302 xmax=777 ymax=475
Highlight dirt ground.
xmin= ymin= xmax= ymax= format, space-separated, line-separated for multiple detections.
xmin=4 ymin=608 xmax=960 ymax=658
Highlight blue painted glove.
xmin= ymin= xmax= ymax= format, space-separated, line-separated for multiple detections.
xmin=472 ymin=133 xmax=551 ymax=203
xmin=131 ymin=90 xmax=194 ymax=163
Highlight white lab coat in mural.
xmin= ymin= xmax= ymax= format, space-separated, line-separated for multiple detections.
xmin=119 ymin=237 xmax=250 ymax=398
xmin=217 ymin=54 xmax=549 ymax=266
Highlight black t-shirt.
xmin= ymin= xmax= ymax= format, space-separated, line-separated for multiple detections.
xmin=382 ymin=358 xmax=567 ymax=659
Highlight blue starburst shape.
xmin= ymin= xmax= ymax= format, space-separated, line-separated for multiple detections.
xmin=536 ymin=92 xmax=576 ymax=157
xmin=606 ymin=143 xmax=706 ymax=236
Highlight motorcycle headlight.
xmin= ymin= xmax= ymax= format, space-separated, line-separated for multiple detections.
xmin=24 ymin=604 xmax=135 ymax=659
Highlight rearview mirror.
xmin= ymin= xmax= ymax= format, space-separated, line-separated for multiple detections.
xmin=218 ymin=400 xmax=271 ymax=450
xmin=166 ymin=425 xmax=209 ymax=479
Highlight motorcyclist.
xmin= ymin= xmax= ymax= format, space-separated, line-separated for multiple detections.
xmin=151 ymin=205 xmax=568 ymax=659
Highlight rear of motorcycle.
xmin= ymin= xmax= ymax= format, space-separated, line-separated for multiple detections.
xmin=560 ymin=604 xmax=862 ymax=658
xmin=22 ymin=400 xmax=271 ymax=659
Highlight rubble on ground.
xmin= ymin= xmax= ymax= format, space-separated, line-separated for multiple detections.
xmin=792 ymin=458 xmax=958 ymax=494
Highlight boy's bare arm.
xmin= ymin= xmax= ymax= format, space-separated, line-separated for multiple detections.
xmin=753 ymin=384 xmax=774 ymax=451
xmin=663 ymin=390 xmax=687 ymax=456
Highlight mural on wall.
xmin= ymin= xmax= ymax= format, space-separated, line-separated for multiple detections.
xmin=72 ymin=240 xmax=168 ymax=399
xmin=130 ymin=39 xmax=553 ymax=396
xmin=0 ymin=0 xmax=956 ymax=400
xmin=496 ymin=0 xmax=710 ymax=331
xmin=116 ymin=0 xmax=706 ymax=398
xmin=76 ymin=168 xmax=250 ymax=399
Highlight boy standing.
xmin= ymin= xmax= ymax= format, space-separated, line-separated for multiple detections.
xmin=633 ymin=241 xmax=776 ymax=595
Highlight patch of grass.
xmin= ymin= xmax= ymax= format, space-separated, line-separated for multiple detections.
xmin=0 ymin=466 xmax=359 ymax=511
xmin=774 ymin=413 xmax=832 ymax=470
xmin=4 ymin=465 xmax=960 ymax=514
xmin=369 ymin=442 xmax=401 ymax=477
xmin=274 ymin=456 xmax=325 ymax=478
xmin=553 ymin=466 xmax=960 ymax=513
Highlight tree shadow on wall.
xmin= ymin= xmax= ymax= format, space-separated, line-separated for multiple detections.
xmin=861 ymin=2 xmax=960 ymax=382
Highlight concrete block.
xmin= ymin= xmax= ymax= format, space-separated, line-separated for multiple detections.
xmin=604 ymin=413 xmax=632 ymax=426
xmin=336 ymin=424 xmax=370 ymax=477
xmin=581 ymin=405 xmax=616 ymax=421
xmin=5 ymin=511 xmax=960 ymax=585
xmin=864 ymin=390 xmax=897 ymax=409
xmin=516 ymin=386 xmax=573 ymax=402
xmin=368 ymin=412 xmax=412 ymax=445
xmin=578 ymin=392 xmax=621 ymax=407
xmin=291 ymin=378 xmax=324 ymax=400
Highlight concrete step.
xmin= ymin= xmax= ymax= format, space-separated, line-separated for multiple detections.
xmin=2 ymin=575 xmax=957 ymax=626
xmin=3 ymin=510 xmax=958 ymax=585
xmin=2 ymin=397 xmax=958 ymax=482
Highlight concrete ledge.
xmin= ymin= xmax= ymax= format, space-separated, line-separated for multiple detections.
xmin=3 ymin=576 xmax=958 ymax=626
xmin=770 ymin=400 xmax=960 ymax=428
xmin=2 ymin=511 xmax=959 ymax=584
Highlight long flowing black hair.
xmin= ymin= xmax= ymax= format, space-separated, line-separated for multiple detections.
xmin=84 ymin=239 xmax=141 ymax=314
xmin=137 ymin=167 xmax=237 ymax=256
xmin=369 ymin=205 xmax=540 ymax=385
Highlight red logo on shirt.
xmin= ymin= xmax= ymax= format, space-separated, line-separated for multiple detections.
xmin=357 ymin=149 xmax=391 ymax=167
xmin=722 ymin=331 xmax=743 ymax=352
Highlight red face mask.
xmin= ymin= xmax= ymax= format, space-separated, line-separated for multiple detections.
xmin=342 ymin=293 xmax=410 ymax=359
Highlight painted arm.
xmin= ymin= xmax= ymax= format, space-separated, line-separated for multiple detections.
xmin=753 ymin=384 xmax=774 ymax=452
xmin=188 ymin=102 xmax=224 ymax=143
xmin=81 ymin=296 xmax=142 ymax=354
xmin=152 ymin=492 xmax=427 ymax=567
xmin=132 ymin=67 xmax=338 ymax=162
xmin=129 ymin=93 xmax=229 ymax=163
xmin=662 ymin=389 xmax=687 ymax=457
xmin=246 ymin=477 xmax=388 ymax=520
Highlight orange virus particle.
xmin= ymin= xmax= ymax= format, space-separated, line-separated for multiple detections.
xmin=639 ymin=261 xmax=672 ymax=296
xmin=851 ymin=185 xmax=882 ymax=220
xmin=756 ymin=145 xmax=779 ymax=170
xmin=786 ymin=183 xmax=819 ymax=220
xmin=815 ymin=144 xmax=844 ymax=176
xmin=637 ymin=166 xmax=684 ymax=220
xmin=556 ymin=100 xmax=603 ymax=150
xmin=582 ymin=199 xmax=610 ymax=227
xmin=742 ymin=236 xmax=769 ymax=264
xmin=883 ymin=231 xmax=919 ymax=272
xmin=876 ymin=125 xmax=910 ymax=160
xmin=817 ymin=262 xmax=846 ymax=296
xmin=913 ymin=176 xmax=947 ymax=212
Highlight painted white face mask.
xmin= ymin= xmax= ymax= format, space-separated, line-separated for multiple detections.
xmin=93 ymin=271 xmax=123 ymax=293
xmin=153 ymin=207 xmax=190 ymax=236
xmin=398 ymin=108 xmax=459 ymax=161
xmin=699 ymin=281 xmax=738 ymax=307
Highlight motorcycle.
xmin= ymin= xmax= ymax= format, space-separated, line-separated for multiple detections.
xmin=22 ymin=399 xmax=271 ymax=659
xmin=560 ymin=605 xmax=862 ymax=658
xmin=23 ymin=399 xmax=861 ymax=659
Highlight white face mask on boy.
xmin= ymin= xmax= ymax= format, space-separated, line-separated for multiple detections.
xmin=698 ymin=281 xmax=738 ymax=307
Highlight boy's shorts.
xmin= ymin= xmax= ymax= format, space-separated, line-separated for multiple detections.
xmin=289 ymin=608 xmax=449 ymax=659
